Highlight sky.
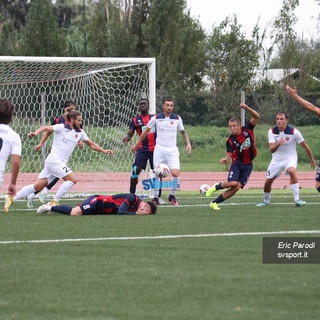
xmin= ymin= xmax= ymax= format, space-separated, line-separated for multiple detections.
xmin=186 ymin=0 xmax=319 ymax=39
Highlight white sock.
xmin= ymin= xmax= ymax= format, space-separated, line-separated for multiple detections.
xmin=170 ymin=177 xmax=180 ymax=196
xmin=13 ymin=184 xmax=36 ymax=201
xmin=264 ymin=192 xmax=271 ymax=204
xmin=40 ymin=187 xmax=49 ymax=196
xmin=153 ymin=175 xmax=160 ymax=198
xmin=54 ymin=181 xmax=74 ymax=201
xmin=27 ymin=192 xmax=36 ymax=200
xmin=290 ymin=183 xmax=300 ymax=202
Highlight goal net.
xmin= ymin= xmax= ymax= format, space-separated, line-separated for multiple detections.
xmin=0 ymin=56 xmax=156 ymax=196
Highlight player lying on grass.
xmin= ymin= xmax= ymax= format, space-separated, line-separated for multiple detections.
xmin=37 ymin=193 xmax=157 ymax=215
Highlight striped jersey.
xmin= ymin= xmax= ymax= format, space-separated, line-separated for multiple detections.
xmin=86 ymin=193 xmax=141 ymax=215
xmin=226 ymin=121 xmax=257 ymax=164
xmin=129 ymin=114 xmax=156 ymax=151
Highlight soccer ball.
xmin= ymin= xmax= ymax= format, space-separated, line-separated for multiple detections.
xmin=154 ymin=163 xmax=170 ymax=178
xmin=199 ymin=184 xmax=210 ymax=194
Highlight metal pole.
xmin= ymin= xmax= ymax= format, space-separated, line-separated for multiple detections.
xmin=240 ymin=91 xmax=245 ymax=126
xmin=83 ymin=0 xmax=87 ymax=56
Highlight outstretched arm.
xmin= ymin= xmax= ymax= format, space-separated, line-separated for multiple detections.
xmin=84 ymin=139 xmax=113 ymax=155
xmin=219 ymin=153 xmax=232 ymax=164
xmin=286 ymin=85 xmax=320 ymax=116
xmin=240 ymin=103 xmax=260 ymax=126
xmin=28 ymin=125 xmax=54 ymax=138
xmin=35 ymin=131 xmax=52 ymax=151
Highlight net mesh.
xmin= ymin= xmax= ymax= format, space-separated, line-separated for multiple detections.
xmin=0 ymin=57 xmax=155 ymax=194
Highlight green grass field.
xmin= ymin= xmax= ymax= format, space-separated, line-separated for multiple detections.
xmin=1 ymin=189 xmax=319 ymax=320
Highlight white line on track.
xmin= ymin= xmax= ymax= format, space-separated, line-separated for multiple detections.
xmin=0 ymin=230 xmax=319 ymax=245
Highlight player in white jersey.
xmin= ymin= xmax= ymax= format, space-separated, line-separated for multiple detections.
xmin=4 ymin=110 xmax=113 ymax=213
xmin=286 ymin=85 xmax=320 ymax=194
xmin=0 ymin=99 xmax=21 ymax=196
xmin=257 ymin=111 xmax=316 ymax=207
xmin=131 ymin=99 xmax=192 ymax=205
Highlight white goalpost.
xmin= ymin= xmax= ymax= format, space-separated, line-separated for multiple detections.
xmin=0 ymin=56 xmax=156 ymax=195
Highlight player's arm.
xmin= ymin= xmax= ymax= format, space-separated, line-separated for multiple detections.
xmin=131 ymin=127 xmax=151 ymax=152
xmin=299 ymin=141 xmax=316 ymax=168
xmin=240 ymin=103 xmax=260 ymax=126
xmin=84 ymin=139 xmax=113 ymax=155
xmin=28 ymin=125 xmax=54 ymax=138
xmin=219 ymin=153 xmax=232 ymax=164
xmin=180 ymin=130 xmax=192 ymax=154
xmin=286 ymin=85 xmax=320 ymax=116
xmin=117 ymin=194 xmax=138 ymax=215
xmin=8 ymin=154 xmax=20 ymax=196
xmin=123 ymin=128 xmax=135 ymax=143
xmin=35 ymin=131 xmax=52 ymax=152
xmin=269 ymin=139 xmax=286 ymax=153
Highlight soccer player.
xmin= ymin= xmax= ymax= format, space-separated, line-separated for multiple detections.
xmin=26 ymin=100 xmax=82 ymax=208
xmin=123 ymin=99 xmax=163 ymax=203
xmin=257 ymin=111 xmax=316 ymax=207
xmin=131 ymin=99 xmax=192 ymax=205
xmin=286 ymin=84 xmax=320 ymax=194
xmin=0 ymin=98 xmax=21 ymax=196
xmin=206 ymin=104 xmax=259 ymax=210
xmin=37 ymin=193 xmax=157 ymax=216
xmin=4 ymin=110 xmax=113 ymax=213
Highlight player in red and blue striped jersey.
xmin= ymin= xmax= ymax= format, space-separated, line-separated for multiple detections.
xmin=123 ymin=99 xmax=163 ymax=201
xmin=206 ymin=104 xmax=260 ymax=210
xmin=286 ymin=85 xmax=320 ymax=194
xmin=37 ymin=193 xmax=157 ymax=215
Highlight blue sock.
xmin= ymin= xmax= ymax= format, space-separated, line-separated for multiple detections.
xmin=51 ymin=205 xmax=72 ymax=215
xmin=212 ymin=194 xmax=225 ymax=204
xmin=216 ymin=183 xmax=223 ymax=190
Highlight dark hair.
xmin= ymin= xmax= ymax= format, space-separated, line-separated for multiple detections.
xmin=0 ymin=98 xmax=14 ymax=124
xmin=139 ymin=98 xmax=149 ymax=105
xmin=162 ymin=98 xmax=174 ymax=104
xmin=147 ymin=202 xmax=157 ymax=214
xmin=67 ymin=110 xmax=81 ymax=122
xmin=229 ymin=117 xmax=241 ymax=124
xmin=63 ymin=100 xmax=76 ymax=110
xmin=276 ymin=111 xmax=288 ymax=119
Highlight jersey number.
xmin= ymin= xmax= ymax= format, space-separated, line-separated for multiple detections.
xmin=63 ymin=166 xmax=71 ymax=173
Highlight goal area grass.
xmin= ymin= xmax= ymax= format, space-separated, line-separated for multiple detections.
xmin=0 ymin=189 xmax=319 ymax=320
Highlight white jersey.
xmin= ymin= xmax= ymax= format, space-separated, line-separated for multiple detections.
xmin=46 ymin=123 xmax=89 ymax=163
xmin=268 ymin=125 xmax=304 ymax=161
xmin=0 ymin=124 xmax=22 ymax=182
xmin=147 ymin=112 xmax=184 ymax=149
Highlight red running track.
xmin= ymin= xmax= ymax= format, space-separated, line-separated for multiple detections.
xmin=0 ymin=171 xmax=317 ymax=193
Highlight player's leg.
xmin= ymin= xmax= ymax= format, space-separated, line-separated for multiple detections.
xmin=39 ymin=177 xmax=60 ymax=203
xmin=315 ymin=163 xmax=320 ymax=193
xmin=152 ymin=146 xmax=166 ymax=205
xmin=45 ymin=160 xmax=75 ymax=204
xmin=166 ymin=148 xmax=180 ymax=206
xmin=257 ymin=160 xmax=283 ymax=207
xmin=5 ymin=177 xmax=48 ymax=212
xmin=130 ymin=149 xmax=149 ymax=194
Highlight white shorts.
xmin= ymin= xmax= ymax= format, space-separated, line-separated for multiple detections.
xmin=266 ymin=156 xmax=297 ymax=179
xmin=38 ymin=159 xmax=73 ymax=181
xmin=153 ymin=145 xmax=180 ymax=170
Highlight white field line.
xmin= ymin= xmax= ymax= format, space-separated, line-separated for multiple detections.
xmin=0 ymin=230 xmax=319 ymax=245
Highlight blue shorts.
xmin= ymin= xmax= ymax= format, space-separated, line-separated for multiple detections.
xmin=228 ymin=161 xmax=253 ymax=188
xmin=133 ymin=149 xmax=154 ymax=170
xmin=316 ymin=162 xmax=320 ymax=182
xmin=79 ymin=195 xmax=100 ymax=215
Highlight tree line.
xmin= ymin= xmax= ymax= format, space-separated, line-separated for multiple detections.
xmin=1 ymin=0 xmax=320 ymax=126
